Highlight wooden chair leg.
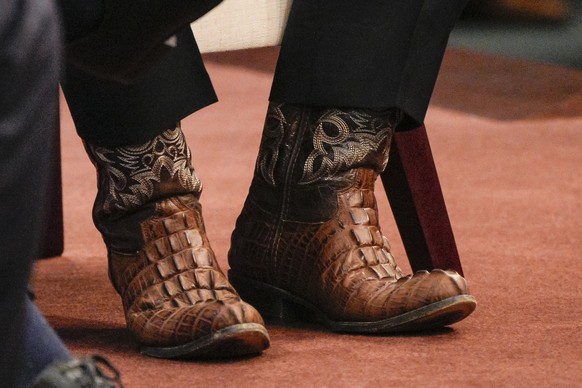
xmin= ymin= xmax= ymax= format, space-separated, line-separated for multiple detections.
xmin=381 ymin=125 xmax=463 ymax=275
xmin=38 ymin=112 xmax=64 ymax=259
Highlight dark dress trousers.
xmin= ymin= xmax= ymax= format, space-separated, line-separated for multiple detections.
xmin=61 ymin=27 xmax=217 ymax=148
xmin=62 ymin=0 xmax=468 ymax=148
xmin=272 ymin=0 xmax=469 ymax=125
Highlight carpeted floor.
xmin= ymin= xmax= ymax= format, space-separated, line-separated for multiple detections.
xmin=33 ymin=48 xmax=582 ymax=387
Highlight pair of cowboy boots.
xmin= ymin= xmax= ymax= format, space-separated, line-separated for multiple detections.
xmin=85 ymin=103 xmax=476 ymax=359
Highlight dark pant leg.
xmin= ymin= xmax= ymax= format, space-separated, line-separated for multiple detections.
xmin=0 ymin=0 xmax=61 ymax=386
xmin=270 ymin=0 xmax=468 ymax=124
xmin=395 ymin=0 xmax=469 ymax=123
xmin=61 ymin=27 xmax=216 ymax=148
xmin=57 ymin=0 xmax=104 ymax=42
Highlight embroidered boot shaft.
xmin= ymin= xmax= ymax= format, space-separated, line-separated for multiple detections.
xmin=228 ymin=103 xmax=476 ymax=332
xmin=86 ymin=124 xmax=269 ymax=358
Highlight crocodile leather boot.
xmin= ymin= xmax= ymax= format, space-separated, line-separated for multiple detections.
xmin=228 ymin=103 xmax=476 ymax=333
xmin=86 ymin=124 xmax=269 ymax=358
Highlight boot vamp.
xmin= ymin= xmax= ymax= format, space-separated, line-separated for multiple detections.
xmin=114 ymin=247 xmax=260 ymax=346
xmin=276 ymin=221 xmax=468 ymax=322
xmin=323 ymin=268 xmax=469 ymax=322
xmin=110 ymin=196 xmax=265 ymax=347
xmin=230 ymin=188 xmax=469 ymax=323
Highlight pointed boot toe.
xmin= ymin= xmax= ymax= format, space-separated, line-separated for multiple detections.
xmin=377 ymin=269 xmax=476 ymax=332
xmin=139 ymin=300 xmax=270 ymax=359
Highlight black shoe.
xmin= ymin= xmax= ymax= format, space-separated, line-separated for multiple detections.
xmin=66 ymin=0 xmax=222 ymax=82
xmin=32 ymin=355 xmax=123 ymax=388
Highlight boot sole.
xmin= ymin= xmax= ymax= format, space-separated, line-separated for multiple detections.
xmin=140 ymin=323 xmax=270 ymax=359
xmin=229 ymin=271 xmax=476 ymax=333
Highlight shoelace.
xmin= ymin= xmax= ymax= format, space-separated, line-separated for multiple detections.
xmin=61 ymin=355 xmax=124 ymax=388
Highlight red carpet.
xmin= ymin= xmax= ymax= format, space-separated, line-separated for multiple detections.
xmin=33 ymin=49 xmax=582 ymax=387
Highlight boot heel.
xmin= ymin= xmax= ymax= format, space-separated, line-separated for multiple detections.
xmin=228 ymin=271 xmax=308 ymax=323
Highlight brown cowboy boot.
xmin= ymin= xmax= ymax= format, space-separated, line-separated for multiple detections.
xmin=228 ymin=102 xmax=476 ymax=333
xmin=85 ymin=124 xmax=269 ymax=358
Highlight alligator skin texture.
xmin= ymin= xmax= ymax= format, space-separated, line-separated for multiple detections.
xmin=229 ymin=102 xmax=470 ymax=323
xmin=108 ymin=194 xmax=264 ymax=346
xmin=86 ymin=125 xmax=264 ymax=347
